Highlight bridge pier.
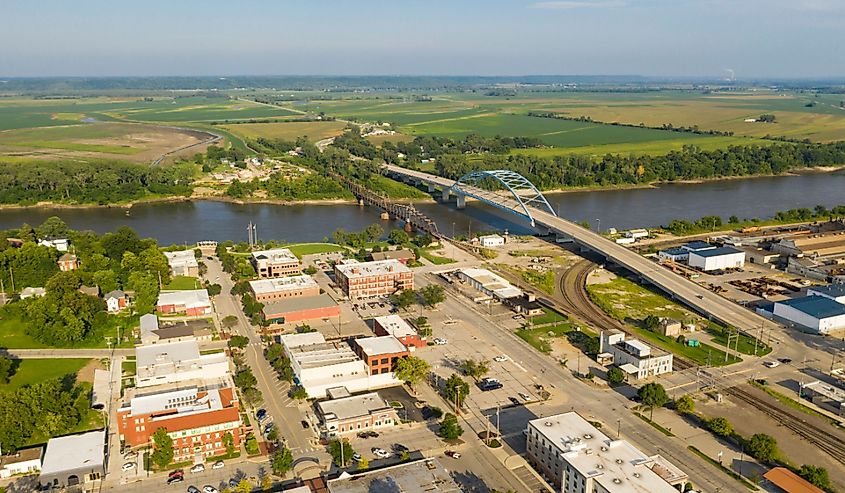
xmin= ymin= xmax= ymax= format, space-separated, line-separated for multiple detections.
xmin=428 ymin=183 xmax=436 ymax=193
xmin=441 ymin=188 xmax=451 ymax=202
xmin=456 ymin=195 xmax=466 ymax=209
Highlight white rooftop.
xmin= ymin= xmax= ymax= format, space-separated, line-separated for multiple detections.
xmin=251 ymin=248 xmax=298 ymax=263
xmin=127 ymin=384 xmax=227 ymax=416
xmin=373 ymin=315 xmax=416 ymax=338
xmin=135 ymin=339 xmax=227 ymax=381
xmin=281 ymin=333 xmax=363 ymax=370
xmin=40 ymin=430 xmax=105 ymax=476
xmin=249 ymin=275 xmax=317 ymax=294
xmin=479 ymin=234 xmax=503 ymax=240
xmin=355 ymin=335 xmax=408 ymax=356
xmin=459 ymin=268 xmax=523 ymax=299
xmin=164 ymin=250 xmax=198 ymax=269
xmin=335 ymin=259 xmax=411 ymax=278
xmin=529 ymin=412 xmax=677 ymax=493
xmin=317 ymin=392 xmax=392 ymax=421
xmin=157 ymin=289 xmax=210 ymax=309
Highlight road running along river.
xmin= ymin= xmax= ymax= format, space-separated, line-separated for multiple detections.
xmin=0 ymin=170 xmax=843 ymax=245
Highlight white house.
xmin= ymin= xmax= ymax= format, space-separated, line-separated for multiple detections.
xmin=38 ymin=238 xmax=69 ymax=252
xmin=0 ymin=447 xmax=42 ymax=479
xmin=104 ymin=290 xmax=127 ymax=313
xmin=773 ymin=296 xmax=845 ymax=335
xmin=688 ymin=246 xmax=745 ymax=271
xmin=20 ymin=287 xmax=46 ymax=299
xmin=478 ymin=234 xmax=505 ymax=248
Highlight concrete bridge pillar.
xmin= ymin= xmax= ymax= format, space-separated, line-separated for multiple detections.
xmin=456 ymin=195 xmax=466 ymax=209
xmin=428 ymin=183 xmax=436 ymax=193
xmin=441 ymin=188 xmax=451 ymax=202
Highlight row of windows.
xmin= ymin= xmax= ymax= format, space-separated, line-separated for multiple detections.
xmin=370 ymin=368 xmax=391 ymax=375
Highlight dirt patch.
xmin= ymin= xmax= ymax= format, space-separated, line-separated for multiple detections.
xmin=76 ymin=358 xmax=106 ymax=383
xmin=586 ymin=268 xmax=616 ymax=285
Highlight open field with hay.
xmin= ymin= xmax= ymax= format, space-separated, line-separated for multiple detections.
xmin=221 ymin=120 xmax=347 ymax=141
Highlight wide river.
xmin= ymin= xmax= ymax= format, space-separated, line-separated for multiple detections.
xmin=1 ymin=171 xmax=843 ymax=245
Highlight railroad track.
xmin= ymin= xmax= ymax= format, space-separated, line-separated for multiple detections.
xmin=725 ymin=386 xmax=845 ymax=464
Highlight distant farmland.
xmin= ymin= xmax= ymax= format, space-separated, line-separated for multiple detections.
xmin=221 ymin=121 xmax=347 ymax=142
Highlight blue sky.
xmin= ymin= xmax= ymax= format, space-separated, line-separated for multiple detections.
xmin=2 ymin=0 xmax=843 ymax=78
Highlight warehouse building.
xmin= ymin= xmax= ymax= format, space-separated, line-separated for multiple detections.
xmin=39 ymin=430 xmax=105 ymax=492
xmin=807 ymin=284 xmax=845 ymax=304
xmin=773 ymin=296 xmax=845 ymax=334
xmin=688 ymin=246 xmax=745 ymax=271
xmin=328 ymin=459 xmax=461 ymax=493
xmin=249 ymin=275 xmax=320 ymax=303
xmin=801 ymin=381 xmax=845 ymax=417
xmin=526 ymin=412 xmax=685 ymax=493
xmin=657 ymin=247 xmax=689 ymax=262
xmin=456 ymin=268 xmax=522 ymax=300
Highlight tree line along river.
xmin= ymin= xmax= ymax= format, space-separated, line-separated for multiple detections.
xmin=0 ymin=170 xmax=843 ymax=245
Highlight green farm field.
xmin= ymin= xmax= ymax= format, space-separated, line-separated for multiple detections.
xmin=221 ymin=120 xmax=347 ymax=141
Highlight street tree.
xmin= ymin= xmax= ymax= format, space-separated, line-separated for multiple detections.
xmin=443 ymin=374 xmax=470 ymax=412
xmin=606 ymin=367 xmax=625 ymax=385
xmin=394 ymin=356 xmax=430 ymax=392
xmin=329 ymin=439 xmax=355 ymax=467
xmin=637 ymin=382 xmax=668 ymax=420
xmin=674 ymin=395 xmax=695 ymax=415
xmin=438 ymin=413 xmax=464 ymax=439
xmin=290 ymin=386 xmax=308 ymax=400
xmin=458 ymin=358 xmax=489 ymax=382
xmin=151 ymin=427 xmax=174 ymax=469
xmin=746 ymin=433 xmax=778 ymax=463
xmin=390 ymin=289 xmax=417 ymax=311
xmin=271 ymin=446 xmax=293 ymax=476
xmin=706 ymin=416 xmax=733 ymax=437
xmin=228 ymin=335 xmax=249 ymax=349
xmin=798 ymin=465 xmax=831 ymax=490
xmin=420 ymin=284 xmax=446 ymax=308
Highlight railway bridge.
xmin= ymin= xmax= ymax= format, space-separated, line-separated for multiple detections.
xmin=384 ymin=164 xmax=771 ymax=333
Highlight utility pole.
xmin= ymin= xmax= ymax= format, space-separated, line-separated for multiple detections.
xmin=8 ymin=267 xmax=14 ymax=293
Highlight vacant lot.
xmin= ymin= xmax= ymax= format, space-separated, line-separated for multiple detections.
xmin=221 ymin=121 xmax=347 ymax=141
xmin=0 ymin=358 xmax=93 ymax=391
xmin=0 ymin=122 xmax=209 ymax=162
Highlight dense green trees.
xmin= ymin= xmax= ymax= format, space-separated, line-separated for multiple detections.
xmin=798 ymin=464 xmax=832 ymax=490
xmin=637 ymin=382 xmax=668 ymax=420
xmin=438 ymin=413 xmax=465 ymax=439
xmin=0 ymin=160 xmax=194 ymax=205
xmin=24 ymin=271 xmax=106 ymax=344
xmin=151 ymin=427 xmax=175 ymax=469
xmin=420 ymin=284 xmax=446 ymax=308
xmin=271 ymin=446 xmax=294 ymax=476
xmin=745 ymin=433 xmax=779 ymax=462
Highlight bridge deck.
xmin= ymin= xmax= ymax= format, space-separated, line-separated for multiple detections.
xmin=385 ymin=164 xmax=770 ymax=333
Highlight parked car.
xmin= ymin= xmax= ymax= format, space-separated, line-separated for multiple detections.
xmin=212 ymin=461 xmax=225 ymax=470
xmin=778 ymin=358 xmax=792 ymax=364
xmin=123 ymin=451 xmax=138 ymax=460
xmin=493 ymin=355 xmax=508 ymax=362
xmin=122 ymin=462 xmax=136 ymax=471
xmin=445 ymin=450 xmax=461 ymax=459
xmin=256 ymin=408 xmax=267 ymax=420
xmin=187 ymin=486 xmax=201 ymax=493
xmin=228 ymin=478 xmax=239 ymax=488
xmin=393 ymin=443 xmax=410 ymax=453
xmin=433 ymin=338 xmax=448 ymax=345
xmin=366 ymin=431 xmax=379 ymax=438
xmin=203 ymin=486 xmax=219 ymax=493
xmin=518 ymin=392 xmax=533 ymax=401
xmin=357 ymin=431 xmax=370 ymax=439
xmin=479 ymin=380 xmax=503 ymax=391
xmin=764 ymin=361 xmax=780 ymax=368
xmin=372 ymin=448 xmax=390 ymax=459
xmin=190 ymin=463 xmax=205 ymax=473
xmin=352 ymin=452 xmax=362 ymax=462
xmin=169 ymin=470 xmax=185 ymax=479
xmin=166 ymin=476 xmax=184 ymax=485
xmin=301 ymin=420 xmax=310 ymax=429
xmin=508 ymin=396 xmax=521 ymax=406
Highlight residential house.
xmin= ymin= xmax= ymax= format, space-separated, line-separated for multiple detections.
xmin=0 ymin=447 xmax=42 ymax=479
xmin=105 ymin=290 xmax=127 ymax=313
xmin=57 ymin=253 xmax=78 ymax=271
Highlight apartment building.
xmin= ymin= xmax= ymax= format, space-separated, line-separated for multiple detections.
xmin=334 ymin=259 xmax=413 ymax=299
xmin=248 ymin=275 xmax=320 ymax=303
xmin=599 ymin=330 xmax=673 ymax=379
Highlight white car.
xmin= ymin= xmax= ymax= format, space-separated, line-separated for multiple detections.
xmin=433 ymin=338 xmax=448 ymax=345
xmin=493 ymin=355 xmax=508 ymax=362
xmin=190 ymin=463 xmax=205 ymax=473
xmin=203 ymin=486 xmax=219 ymax=493
xmin=212 ymin=460 xmax=225 ymax=470
xmin=518 ymin=392 xmax=533 ymax=402
xmin=121 ymin=462 xmax=136 ymax=471
xmin=352 ymin=452 xmax=362 ymax=462
xmin=764 ymin=361 xmax=780 ymax=368
xmin=372 ymin=448 xmax=390 ymax=459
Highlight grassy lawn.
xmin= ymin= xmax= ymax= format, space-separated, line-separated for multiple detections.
xmin=516 ymin=322 xmax=576 ymax=354
xmin=163 ymin=275 xmax=201 ymax=290
xmin=499 ymin=265 xmax=555 ymax=295
xmin=530 ymin=307 xmax=567 ymax=325
xmin=286 ymin=242 xmax=345 ymax=258
xmin=706 ymin=325 xmax=772 ymax=356
xmin=419 ymin=248 xmax=454 ymax=265
xmin=631 ymin=325 xmax=737 ymax=366
xmin=122 ymin=360 xmax=136 ymax=376
xmin=0 ymin=358 xmax=92 ymax=391
xmin=0 ymin=311 xmax=49 ymax=348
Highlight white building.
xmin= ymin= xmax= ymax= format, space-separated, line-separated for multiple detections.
xmin=687 ymin=246 xmax=745 ymax=271
xmin=773 ymin=296 xmax=845 ymax=335
xmin=807 ymin=284 xmax=845 ymax=304
xmin=599 ymin=330 xmax=673 ymax=379
xmin=657 ymin=247 xmax=689 ymax=263
xmin=39 ymin=430 xmax=105 ymax=492
xmin=19 ymin=287 xmax=46 ymax=299
xmin=164 ymin=250 xmax=199 ymax=277
xmin=0 ymin=447 xmax=42 ymax=479
xmin=135 ymin=339 xmax=229 ymax=388
xmin=623 ymin=229 xmax=649 ymax=239
xmin=156 ymin=289 xmax=212 ymax=316
xmin=280 ymin=332 xmax=399 ymax=398
xmin=38 ymin=238 xmax=69 ymax=252
xmin=457 ymin=268 xmax=522 ymax=300
xmin=478 ymin=234 xmax=505 ymax=248
xmin=328 ymin=458 xmax=461 ymax=493
xmin=526 ymin=412 xmax=685 ymax=493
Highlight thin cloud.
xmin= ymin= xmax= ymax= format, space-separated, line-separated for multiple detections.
xmin=530 ymin=0 xmax=627 ymax=9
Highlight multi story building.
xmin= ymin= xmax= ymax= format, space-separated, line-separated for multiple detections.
xmin=250 ymin=248 xmax=301 ymax=278
xmin=57 ymin=253 xmax=79 ymax=271
xmin=328 ymin=458 xmax=461 ymax=493
xmin=599 ymin=330 xmax=673 ymax=379
xmin=316 ymin=391 xmax=399 ymax=438
xmin=373 ymin=315 xmax=426 ymax=349
xmin=164 ymin=250 xmax=199 ymax=277
xmin=248 ymin=275 xmax=320 ymax=303
xmin=280 ymin=332 xmax=399 ymax=398
xmin=117 ymin=382 xmax=242 ymax=461
xmin=135 ymin=339 xmax=229 ymax=388
xmin=526 ymin=412 xmax=686 ymax=493
xmin=156 ymin=289 xmax=212 ymax=316
xmin=334 ymin=259 xmax=413 ymax=299
xmin=352 ymin=335 xmax=410 ymax=376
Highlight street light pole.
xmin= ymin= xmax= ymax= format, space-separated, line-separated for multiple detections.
xmin=595 ymin=218 xmax=601 ymax=234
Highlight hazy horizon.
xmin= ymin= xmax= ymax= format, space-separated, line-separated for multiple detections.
xmin=4 ymin=0 xmax=845 ymax=78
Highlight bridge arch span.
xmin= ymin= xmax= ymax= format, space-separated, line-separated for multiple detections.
xmin=450 ymin=170 xmax=557 ymax=226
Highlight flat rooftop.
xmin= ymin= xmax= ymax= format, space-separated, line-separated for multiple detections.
xmin=373 ymin=315 xmax=416 ymax=338
xmin=778 ymin=295 xmax=845 ymax=319
xmin=281 ymin=333 xmax=363 ymax=369
xmin=40 ymin=430 xmax=105 ymax=476
xmin=335 ymin=259 xmax=411 ymax=278
xmin=327 ymin=458 xmax=460 ymax=493
xmin=683 ymin=240 xmax=716 ymax=251
xmin=529 ymin=412 xmax=677 ymax=493
xmin=157 ymin=289 xmax=210 ymax=308
xmin=354 ymin=335 xmax=408 ymax=356
xmin=251 ymin=248 xmax=298 ymax=263
xmin=688 ymin=246 xmax=743 ymax=258
xmin=459 ymin=268 xmax=523 ymax=299
xmin=262 ymin=293 xmax=338 ymax=314
xmin=809 ymin=284 xmax=845 ymax=299
xmin=803 ymin=381 xmax=845 ymax=403
xmin=164 ymin=250 xmax=198 ymax=268
xmin=249 ymin=275 xmax=317 ymax=294
xmin=317 ymin=392 xmax=392 ymax=421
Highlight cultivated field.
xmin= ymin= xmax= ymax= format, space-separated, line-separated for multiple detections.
xmin=221 ymin=121 xmax=347 ymax=141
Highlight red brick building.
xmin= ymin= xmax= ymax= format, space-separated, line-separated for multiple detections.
xmin=262 ymin=294 xmax=340 ymax=327
xmin=372 ymin=315 xmax=426 ymax=349
xmin=352 ymin=336 xmax=410 ymax=376
xmin=117 ymin=385 xmax=243 ymax=461
xmin=156 ymin=290 xmax=212 ymax=317
xmin=248 ymin=275 xmax=320 ymax=303
xmin=57 ymin=253 xmax=78 ymax=272
xmin=334 ymin=259 xmax=413 ymax=299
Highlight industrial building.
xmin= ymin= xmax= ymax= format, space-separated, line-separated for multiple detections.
xmin=280 ymin=332 xmax=400 ymax=398
xmin=807 ymin=284 xmax=845 ymax=304
xmin=135 ymin=338 xmax=230 ymax=388
xmin=156 ymin=289 xmax=212 ymax=316
xmin=773 ymin=296 xmax=845 ymax=334
xmin=261 ymin=294 xmax=341 ymax=326
xmin=38 ymin=430 xmax=105 ymax=492
xmin=657 ymin=247 xmax=689 ymax=262
xmin=352 ymin=335 xmax=410 ymax=376
xmin=688 ymin=246 xmax=746 ymax=271
xmin=456 ymin=268 xmax=522 ymax=300
xmin=478 ymin=234 xmax=505 ymax=247
xmin=164 ymin=250 xmax=199 ymax=277
xmin=599 ymin=330 xmax=673 ymax=379
xmin=764 ymin=467 xmax=826 ymax=493
xmin=248 ymin=275 xmax=320 ymax=303
xmin=801 ymin=381 xmax=845 ymax=417
xmin=525 ymin=412 xmax=686 ymax=493
xmin=315 ymin=391 xmax=399 ymax=438
xmin=250 ymin=248 xmax=301 ymax=278
xmin=327 ymin=458 xmax=461 ymax=493
xmin=373 ymin=314 xmax=426 ymax=349
xmin=334 ymin=259 xmax=413 ymax=299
